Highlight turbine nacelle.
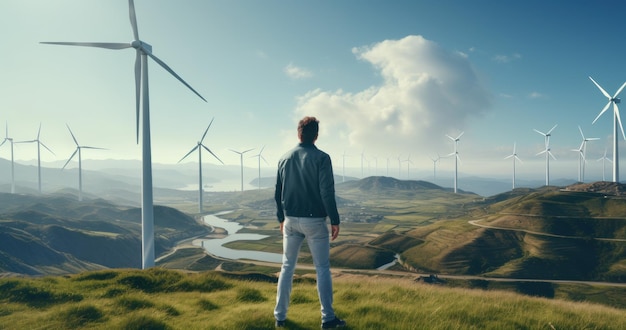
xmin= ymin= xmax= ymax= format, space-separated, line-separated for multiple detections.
xmin=612 ymin=97 xmax=621 ymax=104
xmin=131 ymin=40 xmax=152 ymax=52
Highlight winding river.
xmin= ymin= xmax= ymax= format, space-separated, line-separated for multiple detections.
xmin=193 ymin=212 xmax=283 ymax=263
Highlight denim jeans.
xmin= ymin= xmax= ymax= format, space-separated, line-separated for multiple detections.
xmin=274 ymin=216 xmax=335 ymax=323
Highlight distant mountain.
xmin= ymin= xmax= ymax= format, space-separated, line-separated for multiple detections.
xmin=338 ymin=176 xmax=474 ymax=195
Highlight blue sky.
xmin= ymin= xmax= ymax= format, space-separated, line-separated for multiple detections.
xmin=2 ymin=0 xmax=626 ymax=181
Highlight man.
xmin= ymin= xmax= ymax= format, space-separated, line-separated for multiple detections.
xmin=274 ymin=116 xmax=346 ymax=329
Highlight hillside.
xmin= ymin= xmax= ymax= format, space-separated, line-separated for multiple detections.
xmin=0 ymin=268 xmax=625 ymax=329
xmin=0 ymin=193 xmax=210 ymax=275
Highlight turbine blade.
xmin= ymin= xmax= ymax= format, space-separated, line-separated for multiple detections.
xmin=39 ymin=142 xmax=55 ymax=155
xmin=129 ymin=0 xmax=139 ymax=40
xmin=578 ymin=125 xmax=585 ymax=139
xmin=614 ymin=81 xmax=626 ymax=98
xmin=37 ymin=123 xmax=42 ymax=139
xmin=592 ymin=101 xmax=612 ymax=124
xmin=178 ymin=145 xmax=199 ymax=163
xmin=134 ymin=50 xmax=141 ymax=144
xmin=200 ymin=117 xmax=215 ymax=143
xmin=40 ymin=41 xmax=131 ymax=50
xmin=547 ymin=124 xmax=557 ymax=134
xmin=81 ymin=146 xmax=107 ymax=150
xmin=533 ymin=129 xmax=546 ymax=136
xmin=456 ymin=131 xmax=465 ymax=140
xmin=66 ymin=124 xmax=79 ymax=146
xmin=446 ymin=134 xmax=454 ymax=141
xmin=145 ymin=52 xmax=207 ymax=102
xmin=515 ymin=155 xmax=523 ymax=163
xmin=589 ymin=76 xmax=611 ymax=99
xmin=62 ymin=149 xmax=78 ymax=170
xmin=201 ymin=145 xmax=224 ymax=164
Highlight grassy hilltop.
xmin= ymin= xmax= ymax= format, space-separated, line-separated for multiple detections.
xmin=1 ymin=267 xmax=625 ymax=330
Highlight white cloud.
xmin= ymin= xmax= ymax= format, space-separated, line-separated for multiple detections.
xmin=493 ymin=53 xmax=522 ymax=63
xmin=291 ymin=35 xmax=492 ymax=157
xmin=284 ymin=62 xmax=313 ymax=79
xmin=528 ymin=91 xmax=544 ymax=99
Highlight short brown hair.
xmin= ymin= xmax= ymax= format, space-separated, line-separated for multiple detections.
xmin=298 ymin=116 xmax=319 ymax=143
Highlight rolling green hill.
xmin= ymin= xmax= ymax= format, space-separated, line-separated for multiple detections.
xmin=0 ymin=193 xmax=210 ymax=275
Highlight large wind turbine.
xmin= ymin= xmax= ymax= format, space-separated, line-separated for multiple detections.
xmin=230 ymin=148 xmax=254 ymax=191
xmin=178 ymin=118 xmax=223 ymax=213
xmin=589 ymin=76 xmax=626 ymax=183
xmin=534 ymin=124 xmax=557 ymax=186
xmin=0 ymin=122 xmax=15 ymax=193
xmin=62 ymin=124 xmax=106 ymax=201
xmin=504 ymin=143 xmax=522 ymax=190
xmin=446 ymin=132 xmax=463 ymax=193
xmin=573 ymin=126 xmax=598 ymax=182
xmin=251 ymin=146 xmax=268 ymax=190
xmin=16 ymin=124 xmax=54 ymax=194
xmin=41 ymin=0 xmax=207 ymax=269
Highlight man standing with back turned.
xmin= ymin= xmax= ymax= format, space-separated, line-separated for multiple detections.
xmin=274 ymin=116 xmax=346 ymax=328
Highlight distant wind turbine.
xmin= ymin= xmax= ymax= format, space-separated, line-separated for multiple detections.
xmin=230 ymin=148 xmax=254 ymax=191
xmin=62 ymin=124 xmax=106 ymax=201
xmin=589 ymin=76 xmax=626 ymax=183
xmin=41 ymin=0 xmax=207 ymax=269
xmin=403 ymin=154 xmax=413 ymax=179
xmin=341 ymin=151 xmax=348 ymax=183
xmin=360 ymin=150 xmax=366 ymax=178
xmin=447 ymin=132 xmax=464 ymax=193
xmin=574 ymin=126 xmax=599 ymax=183
xmin=430 ymin=154 xmax=441 ymax=180
xmin=178 ymin=118 xmax=223 ymax=213
xmin=534 ymin=124 xmax=557 ymax=186
xmin=16 ymin=123 xmax=55 ymax=194
xmin=397 ymin=155 xmax=402 ymax=178
xmin=251 ymin=146 xmax=269 ymax=190
xmin=0 ymin=122 xmax=15 ymax=193
xmin=597 ymin=148 xmax=612 ymax=182
xmin=504 ymin=143 xmax=522 ymax=190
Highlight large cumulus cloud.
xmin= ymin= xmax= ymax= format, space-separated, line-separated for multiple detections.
xmin=293 ymin=35 xmax=492 ymax=157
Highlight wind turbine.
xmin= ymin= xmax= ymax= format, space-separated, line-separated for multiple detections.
xmin=230 ymin=148 xmax=254 ymax=191
xmin=341 ymin=151 xmax=348 ymax=182
xmin=251 ymin=145 xmax=269 ymax=190
xmin=41 ymin=0 xmax=207 ymax=269
xmin=360 ymin=150 xmax=366 ymax=178
xmin=430 ymin=154 xmax=441 ymax=180
xmin=589 ymin=76 xmax=626 ymax=183
xmin=0 ymin=122 xmax=15 ymax=193
xmin=16 ymin=124 xmax=55 ymax=194
xmin=575 ymin=126 xmax=599 ymax=182
xmin=534 ymin=124 xmax=557 ymax=186
xmin=504 ymin=143 xmax=522 ymax=190
xmin=62 ymin=124 xmax=106 ymax=201
xmin=446 ymin=132 xmax=463 ymax=193
xmin=597 ymin=148 xmax=612 ymax=182
xmin=403 ymin=154 xmax=413 ymax=178
xmin=178 ymin=118 xmax=223 ymax=213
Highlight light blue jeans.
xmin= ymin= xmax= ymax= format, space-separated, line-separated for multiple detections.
xmin=274 ymin=216 xmax=336 ymax=323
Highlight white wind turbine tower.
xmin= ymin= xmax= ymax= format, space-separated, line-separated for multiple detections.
xmin=0 ymin=122 xmax=16 ymax=193
xmin=574 ymin=126 xmax=599 ymax=183
xmin=230 ymin=148 xmax=254 ymax=192
xmin=446 ymin=132 xmax=463 ymax=193
xmin=360 ymin=150 xmax=366 ymax=178
xmin=397 ymin=155 xmax=402 ymax=178
xmin=62 ymin=124 xmax=106 ymax=202
xmin=178 ymin=118 xmax=223 ymax=213
xmin=504 ymin=143 xmax=522 ymax=190
xmin=16 ymin=124 xmax=55 ymax=194
xmin=534 ymin=124 xmax=557 ymax=186
xmin=403 ymin=154 xmax=413 ymax=179
xmin=251 ymin=146 xmax=269 ymax=190
xmin=589 ymin=76 xmax=626 ymax=183
xmin=41 ymin=0 xmax=207 ymax=269
xmin=597 ymin=148 xmax=612 ymax=182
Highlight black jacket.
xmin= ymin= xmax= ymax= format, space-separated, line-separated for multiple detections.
xmin=274 ymin=143 xmax=340 ymax=225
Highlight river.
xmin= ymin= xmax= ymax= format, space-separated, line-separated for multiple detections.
xmin=193 ymin=212 xmax=283 ymax=263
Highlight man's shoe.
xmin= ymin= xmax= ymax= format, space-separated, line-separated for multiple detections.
xmin=275 ymin=319 xmax=286 ymax=328
xmin=322 ymin=317 xmax=346 ymax=328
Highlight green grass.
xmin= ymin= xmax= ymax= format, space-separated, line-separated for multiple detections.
xmin=0 ymin=268 xmax=624 ymax=329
